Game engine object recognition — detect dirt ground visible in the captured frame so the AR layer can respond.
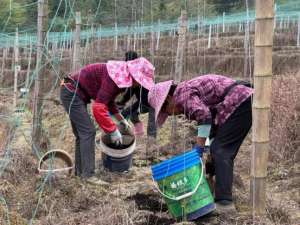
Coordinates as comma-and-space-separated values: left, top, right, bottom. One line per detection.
0, 72, 299, 225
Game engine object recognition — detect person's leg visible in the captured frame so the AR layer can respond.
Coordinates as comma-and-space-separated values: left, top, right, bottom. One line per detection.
210, 98, 252, 202
60, 87, 96, 178
70, 121, 81, 176
147, 107, 157, 138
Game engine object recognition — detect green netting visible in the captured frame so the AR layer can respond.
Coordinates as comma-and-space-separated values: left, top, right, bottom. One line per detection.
0, 1, 299, 48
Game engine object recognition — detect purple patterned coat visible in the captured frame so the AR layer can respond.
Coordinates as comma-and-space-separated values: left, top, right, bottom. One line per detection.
173, 75, 253, 126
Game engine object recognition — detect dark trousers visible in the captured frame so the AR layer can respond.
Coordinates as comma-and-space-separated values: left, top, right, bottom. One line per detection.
210, 97, 252, 201
122, 102, 157, 138
60, 86, 95, 178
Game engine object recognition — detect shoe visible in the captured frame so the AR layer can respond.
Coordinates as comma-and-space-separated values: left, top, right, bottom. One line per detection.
215, 200, 237, 214
85, 176, 109, 186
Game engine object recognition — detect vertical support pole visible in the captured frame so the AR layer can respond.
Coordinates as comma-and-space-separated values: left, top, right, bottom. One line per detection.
216, 23, 219, 47
244, 0, 250, 78
73, 12, 81, 72
279, 18, 283, 30
127, 33, 131, 51
171, 10, 188, 142
83, 38, 89, 65
98, 24, 102, 54
197, 16, 201, 56
174, 10, 187, 83
273, 4, 277, 31
133, 31, 137, 51
208, 24, 212, 49
13, 27, 20, 110
1, 45, 7, 83
156, 19, 161, 51
222, 12, 225, 33
25, 37, 33, 89
251, 0, 274, 215
32, 0, 48, 154
297, 15, 300, 47
114, 22, 118, 52
150, 26, 155, 62
90, 24, 94, 62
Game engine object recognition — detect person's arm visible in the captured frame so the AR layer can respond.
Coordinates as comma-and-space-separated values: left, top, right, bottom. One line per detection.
92, 102, 117, 133
185, 95, 212, 147
93, 78, 120, 133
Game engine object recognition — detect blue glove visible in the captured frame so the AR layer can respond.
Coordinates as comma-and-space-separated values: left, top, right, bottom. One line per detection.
192, 145, 206, 158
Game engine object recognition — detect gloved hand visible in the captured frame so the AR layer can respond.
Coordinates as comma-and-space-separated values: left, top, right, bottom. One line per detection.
115, 101, 125, 110
109, 129, 122, 145
118, 119, 134, 136
192, 144, 208, 158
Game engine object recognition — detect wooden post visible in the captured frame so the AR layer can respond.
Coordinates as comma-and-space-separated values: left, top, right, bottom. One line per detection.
13, 27, 20, 110
244, 0, 250, 78
133, 31, 137, 51
222, 12, 225, 33
90, 25, 95, 62
208, 24, 212, 49
174, 10, 187, 83
72, 12, 81, 72
251, 0, 274, 215
98, 25, 102, 54
156, 20, 161, 51
25, 37, 32, 89
297, 15, 300, 47
126, 33, 131, 51
114, 22, 118, 52
273, 4, 277, 30
1, 45, 7, 84
32, 0, 48, 155
171, 10, 188, 142
150, 26, 155, 63
197, 16, 201, 56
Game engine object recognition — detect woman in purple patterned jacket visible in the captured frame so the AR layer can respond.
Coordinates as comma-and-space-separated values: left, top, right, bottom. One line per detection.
148, 74, 253, 212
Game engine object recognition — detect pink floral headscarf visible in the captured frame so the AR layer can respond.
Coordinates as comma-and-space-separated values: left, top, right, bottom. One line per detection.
106, 57, 155, 90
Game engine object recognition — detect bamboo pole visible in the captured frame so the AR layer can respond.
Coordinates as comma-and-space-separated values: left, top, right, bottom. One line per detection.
32, 0, 48, 155
72, 12, 81, 72
13, 27, 20, 110
251, 0, 274, 215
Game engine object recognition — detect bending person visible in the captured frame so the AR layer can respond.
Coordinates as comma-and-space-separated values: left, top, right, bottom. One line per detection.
148, 74, 253, 212
60, 57, 154, 182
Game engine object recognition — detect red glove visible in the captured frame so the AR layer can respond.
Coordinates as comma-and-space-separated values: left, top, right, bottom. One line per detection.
92, 102, 117, 133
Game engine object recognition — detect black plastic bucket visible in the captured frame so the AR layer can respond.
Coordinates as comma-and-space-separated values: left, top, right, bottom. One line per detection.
101, 152, 133, 172
99, 134, 135, 172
